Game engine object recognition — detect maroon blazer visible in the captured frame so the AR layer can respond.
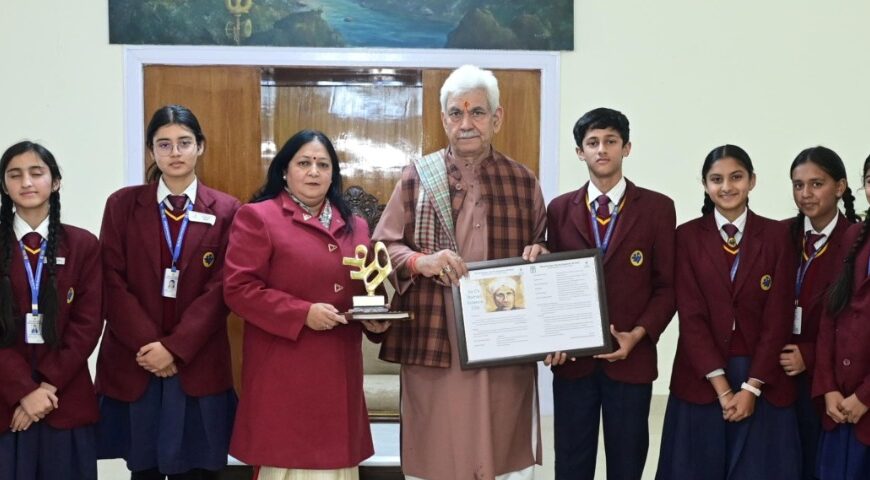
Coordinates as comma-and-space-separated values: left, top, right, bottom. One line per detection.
95, 182, 240, 401
669, 211, 797, 407
813, 222, 870, 445
224, 195, 374, 468
547, 180, 676, 384
784, 214, 852, 378
0, 225, 102, 431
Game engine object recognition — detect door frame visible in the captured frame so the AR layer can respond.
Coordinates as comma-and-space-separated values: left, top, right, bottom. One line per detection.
123, 46, 560, 201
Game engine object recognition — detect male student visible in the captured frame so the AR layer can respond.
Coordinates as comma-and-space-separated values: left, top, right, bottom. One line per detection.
547, 107, 676, 480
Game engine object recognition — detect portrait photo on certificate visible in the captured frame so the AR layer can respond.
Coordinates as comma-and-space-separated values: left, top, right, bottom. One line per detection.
452, 250, 612, 369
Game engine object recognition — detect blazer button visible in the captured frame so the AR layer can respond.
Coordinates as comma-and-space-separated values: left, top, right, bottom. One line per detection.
456, 184, 463, 191
842, 358, 851, 367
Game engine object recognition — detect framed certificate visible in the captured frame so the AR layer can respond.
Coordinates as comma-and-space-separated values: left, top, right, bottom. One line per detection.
452, 249, 612, 369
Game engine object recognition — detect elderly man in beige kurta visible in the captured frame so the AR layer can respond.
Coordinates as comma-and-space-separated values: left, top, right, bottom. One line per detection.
372, 65, 562, 480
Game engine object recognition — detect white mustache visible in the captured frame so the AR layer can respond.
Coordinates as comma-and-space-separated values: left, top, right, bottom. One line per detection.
458, 131, 478, 139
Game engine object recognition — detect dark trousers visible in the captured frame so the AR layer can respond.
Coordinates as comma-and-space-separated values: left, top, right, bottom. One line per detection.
796, 373, 821, 479
553, 367, 652, 480
131, 468, 218, 480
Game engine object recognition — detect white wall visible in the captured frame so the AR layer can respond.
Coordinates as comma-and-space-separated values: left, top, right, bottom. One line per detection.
2, 0, 869, 402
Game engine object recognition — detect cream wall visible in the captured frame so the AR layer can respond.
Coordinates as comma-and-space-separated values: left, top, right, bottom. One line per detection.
2, 0, 869, 400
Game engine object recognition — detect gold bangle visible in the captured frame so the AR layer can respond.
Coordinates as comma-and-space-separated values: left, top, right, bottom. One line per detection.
717, 389, 732, 399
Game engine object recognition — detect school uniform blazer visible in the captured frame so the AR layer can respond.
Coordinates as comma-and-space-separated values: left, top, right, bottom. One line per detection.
669, 211, 797, 407
223, 195, 374, 468
95, 182, 240, 402
548, 179, 676, 384
0, 225, 102, 431
813, 223, 870, 444
785, 214, 851, 378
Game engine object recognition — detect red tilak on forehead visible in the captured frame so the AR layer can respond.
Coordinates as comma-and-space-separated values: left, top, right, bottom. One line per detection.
464, 101, 470, 111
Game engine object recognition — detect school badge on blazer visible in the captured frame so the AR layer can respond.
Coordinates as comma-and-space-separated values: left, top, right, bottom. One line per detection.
630, 250, 643, 267
66, 287, 74, 304
760, 274, 772, 291
202, 251, 215, 268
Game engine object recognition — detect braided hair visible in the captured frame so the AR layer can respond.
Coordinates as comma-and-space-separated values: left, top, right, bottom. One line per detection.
701, 144, 755, 215
788, 146, 859, 242
827, 154, 870, 316
0, 141, 63, 347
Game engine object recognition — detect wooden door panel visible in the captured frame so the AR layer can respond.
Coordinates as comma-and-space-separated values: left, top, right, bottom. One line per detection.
269, 82, 422, 206
144, 65, 261, 394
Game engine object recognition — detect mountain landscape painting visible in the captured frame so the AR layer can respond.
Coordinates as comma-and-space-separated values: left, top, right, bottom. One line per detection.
109, 0, 573, 50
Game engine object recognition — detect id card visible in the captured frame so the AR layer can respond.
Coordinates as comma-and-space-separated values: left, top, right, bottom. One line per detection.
162, 268, 180, 298
26, 313, 44, 344
793, 306, 802, 335
188, 211, 216, 226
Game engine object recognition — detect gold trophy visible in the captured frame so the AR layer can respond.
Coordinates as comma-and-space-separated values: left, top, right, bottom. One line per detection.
342, 242, 410, 321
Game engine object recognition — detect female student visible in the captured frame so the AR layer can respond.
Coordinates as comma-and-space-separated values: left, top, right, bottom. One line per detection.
657, 144, 800, 479
95, 105, 241, 480
813, 154, 870, 480
0, 141, 103, 480
783, 146, 858, 479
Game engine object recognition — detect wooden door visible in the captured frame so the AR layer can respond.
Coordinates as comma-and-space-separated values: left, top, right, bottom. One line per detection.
144, 65, 542, 395
144, 65, 261, 393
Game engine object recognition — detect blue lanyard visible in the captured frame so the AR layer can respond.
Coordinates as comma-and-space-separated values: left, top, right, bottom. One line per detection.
795, 246, 824, 300
588, 199, 622, 253
159, 202, 193, 271
19, 239, 47, 315
729, 251, 740, 283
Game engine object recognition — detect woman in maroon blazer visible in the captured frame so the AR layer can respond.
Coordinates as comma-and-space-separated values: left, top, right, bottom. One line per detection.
0, 141, 103, 480
813, 154, 870, 480
224, 129, 388, 479
782, 146, 858, 479
656, 145, 800, 479
95, 105, 240, 480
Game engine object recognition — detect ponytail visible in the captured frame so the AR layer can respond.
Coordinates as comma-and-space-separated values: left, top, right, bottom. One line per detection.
702, 193, 715, 215
841, 187, 860, 224
827, 210, 870, 316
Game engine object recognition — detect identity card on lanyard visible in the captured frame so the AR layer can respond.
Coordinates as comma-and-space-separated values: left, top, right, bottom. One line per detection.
20, 238, 47, 344
793, 246, 824, 335
160, 202, 193, 298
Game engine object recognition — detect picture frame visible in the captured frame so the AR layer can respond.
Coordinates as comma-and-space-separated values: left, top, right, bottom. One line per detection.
452, 249, 612, 369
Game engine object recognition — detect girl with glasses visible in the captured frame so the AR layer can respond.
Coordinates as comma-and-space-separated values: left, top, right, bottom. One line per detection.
94, 105, 241, 480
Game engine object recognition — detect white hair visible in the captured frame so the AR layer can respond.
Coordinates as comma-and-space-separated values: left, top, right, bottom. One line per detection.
488, 277, 517, 295
440, 64, 500, 113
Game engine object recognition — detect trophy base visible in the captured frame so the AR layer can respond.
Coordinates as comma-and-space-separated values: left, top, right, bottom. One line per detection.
353, 295, 387, 308
344, 305, 412, 322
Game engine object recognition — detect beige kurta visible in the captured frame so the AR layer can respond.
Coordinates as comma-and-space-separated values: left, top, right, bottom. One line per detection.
374, 152, 546, 480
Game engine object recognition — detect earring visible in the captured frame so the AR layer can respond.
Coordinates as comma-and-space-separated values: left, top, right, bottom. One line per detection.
282, 175, 287, 180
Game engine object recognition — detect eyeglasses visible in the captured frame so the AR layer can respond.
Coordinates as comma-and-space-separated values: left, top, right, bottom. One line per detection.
445, 108, 491, 124
154, 139, 197, 156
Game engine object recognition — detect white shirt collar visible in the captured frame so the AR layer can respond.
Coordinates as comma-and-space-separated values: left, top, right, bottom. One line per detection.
587, 176, 627, 209
803, 214, 837, 248
714, 207, 748, 244
714, 207, 748, 232
156, 176, 198, 206
13, 213, 50, 241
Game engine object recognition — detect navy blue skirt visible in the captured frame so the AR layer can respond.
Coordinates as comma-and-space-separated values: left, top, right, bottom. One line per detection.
816, 424, 870, 480
656, 356, 801, 480
96, 376, 236, 475
0, 423, 96, 480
